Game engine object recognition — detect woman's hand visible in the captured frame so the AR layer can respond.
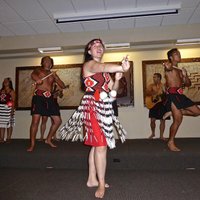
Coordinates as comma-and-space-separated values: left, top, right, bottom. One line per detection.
115, 72, 123, 81
121, 55, 130, 72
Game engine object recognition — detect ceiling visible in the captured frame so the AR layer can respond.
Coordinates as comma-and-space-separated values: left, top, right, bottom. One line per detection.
0, 0, 200, 58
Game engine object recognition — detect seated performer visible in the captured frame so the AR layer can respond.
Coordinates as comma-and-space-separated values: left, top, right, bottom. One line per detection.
27, 56, 66, 152
60, 38, 130, 199
0, 77, 15, 143
146, 73, 169, 140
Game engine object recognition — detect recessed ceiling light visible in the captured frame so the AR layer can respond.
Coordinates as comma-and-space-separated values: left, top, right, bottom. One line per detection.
176, 38, 200, 46
38, 47, 63, 54
105, 43, 130, 50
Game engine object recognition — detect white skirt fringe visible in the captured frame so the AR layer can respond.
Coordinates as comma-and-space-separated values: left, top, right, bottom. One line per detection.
60, 95, 127, 149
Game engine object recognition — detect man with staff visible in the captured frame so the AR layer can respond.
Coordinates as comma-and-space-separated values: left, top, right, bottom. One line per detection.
27, 56, 66, 152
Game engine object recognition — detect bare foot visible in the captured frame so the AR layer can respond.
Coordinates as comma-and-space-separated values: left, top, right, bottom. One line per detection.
95, 185, 105, 199
163, 111, 172, 119
6, 139, 12, 143
45, 140, 57, 148
160, 137, 167, 141
38, 138, 44, 142
148, 134, 155, 139
167, 141, 181, 152
52, 137, 60, 141
27, 146, 34, 152
87, 181, 109, 188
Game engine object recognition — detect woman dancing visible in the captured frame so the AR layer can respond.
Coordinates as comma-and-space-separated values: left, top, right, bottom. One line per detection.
60, 39, 130, 198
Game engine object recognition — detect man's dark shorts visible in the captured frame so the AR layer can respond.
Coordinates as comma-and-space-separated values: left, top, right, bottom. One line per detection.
31, 89, 60, 116
163, 87, 195, 111
149, 102, 169, 119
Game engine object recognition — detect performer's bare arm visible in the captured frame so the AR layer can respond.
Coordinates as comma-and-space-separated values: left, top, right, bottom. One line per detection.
10, 90, 16, 113
109, 72, 123, 91
31, 69, 43, 85
83, 56, 130, 76
181, 67, 191, 87
53, 72, 66, 89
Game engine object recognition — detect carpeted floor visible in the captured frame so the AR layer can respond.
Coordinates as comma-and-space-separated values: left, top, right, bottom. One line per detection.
1, 138, 200, 200
0, 168, 200, 200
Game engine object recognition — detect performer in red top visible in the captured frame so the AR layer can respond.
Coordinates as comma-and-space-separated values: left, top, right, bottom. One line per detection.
60, 38, 130, 199
0, 77, 15, 143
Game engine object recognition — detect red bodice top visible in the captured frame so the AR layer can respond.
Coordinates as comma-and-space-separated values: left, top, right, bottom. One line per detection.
83, 72, 110, 93
0, 90, 12, 104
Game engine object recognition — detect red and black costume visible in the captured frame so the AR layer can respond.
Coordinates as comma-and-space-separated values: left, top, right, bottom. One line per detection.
163, 87, 195, 111
0, 90, 15, 128
31, 89, 60, 116
60, 72, 127, 149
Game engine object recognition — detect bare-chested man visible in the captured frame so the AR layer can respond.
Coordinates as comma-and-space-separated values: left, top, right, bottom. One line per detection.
163, 48, 200, 151
27, 56, 66, 152
146, 73, 168, 140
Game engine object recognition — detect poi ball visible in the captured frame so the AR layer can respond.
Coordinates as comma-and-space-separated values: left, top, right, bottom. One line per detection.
7, 101, 13, 107
100, 91, 107, 100
110, 90, 117, 98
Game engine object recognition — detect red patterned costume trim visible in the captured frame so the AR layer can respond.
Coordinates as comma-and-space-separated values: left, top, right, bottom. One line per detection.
163, 87, 195, 111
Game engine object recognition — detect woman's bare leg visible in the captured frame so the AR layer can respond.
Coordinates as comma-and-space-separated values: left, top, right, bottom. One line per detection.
94, 146, 107, 198
87, 147, 99, 187
6, 127, 13, 142
0, 128, 5, 142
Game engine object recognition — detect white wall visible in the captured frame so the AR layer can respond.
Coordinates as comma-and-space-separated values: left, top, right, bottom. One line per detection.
0, 47, 200, 139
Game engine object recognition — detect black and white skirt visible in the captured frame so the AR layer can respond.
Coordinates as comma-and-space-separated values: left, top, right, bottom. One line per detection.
60, 94, 127, 149
0, 104, 15, 128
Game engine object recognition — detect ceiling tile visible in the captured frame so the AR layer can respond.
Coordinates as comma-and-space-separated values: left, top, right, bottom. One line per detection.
72, 0, 105, 12
104, 0, 136, 9
188, 6, 200, 24
136, 0, 168, 7
135, 16, 163, 27
0, 0, 23, 22
108, 18, 134, 29
57, 23, 84, 32
82, 21, 109, 31
38, 0, 76, 17
4, 22, 36, 36
169, 0, 200, 8
5, 0, 49, 20
162, 7, 195, 25
28, 20, 60, 34
0, 24, 15, 36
